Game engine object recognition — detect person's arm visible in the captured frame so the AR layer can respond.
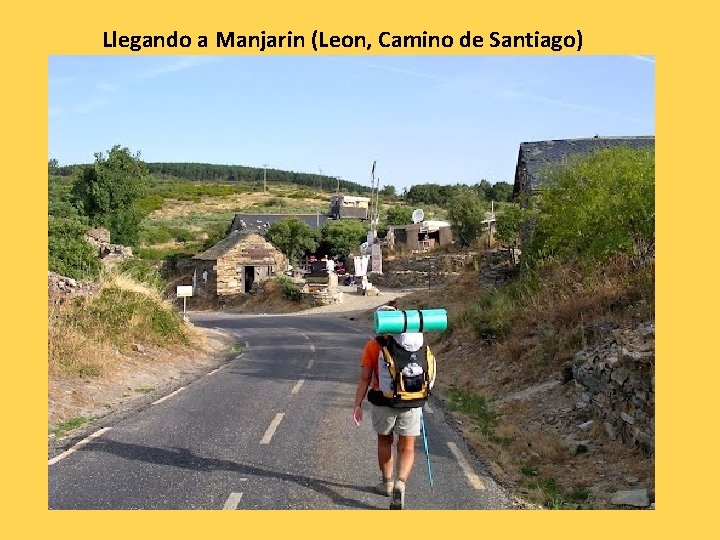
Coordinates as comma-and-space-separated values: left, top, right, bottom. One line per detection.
353, 366, 373, 425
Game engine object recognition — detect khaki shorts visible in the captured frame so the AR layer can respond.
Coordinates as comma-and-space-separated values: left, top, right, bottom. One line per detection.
371, 405, 421, 436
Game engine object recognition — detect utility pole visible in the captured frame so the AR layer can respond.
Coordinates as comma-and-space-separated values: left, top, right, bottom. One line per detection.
318, 167, 323, 192
263, 164, 269, 193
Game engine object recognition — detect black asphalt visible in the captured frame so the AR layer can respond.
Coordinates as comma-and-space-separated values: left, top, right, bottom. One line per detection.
48, 313, 512, 510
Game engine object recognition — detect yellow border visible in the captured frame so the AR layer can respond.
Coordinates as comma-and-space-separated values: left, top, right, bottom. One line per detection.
4, 0, 714, 537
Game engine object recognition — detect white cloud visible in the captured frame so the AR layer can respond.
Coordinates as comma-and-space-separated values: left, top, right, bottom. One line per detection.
97, 82, 118, 94
631, 55, 655, 64
501, 90, 641, 123
138, 56, 221, 80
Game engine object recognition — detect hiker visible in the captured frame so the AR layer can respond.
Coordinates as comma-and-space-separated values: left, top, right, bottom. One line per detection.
352, 307, 436, 509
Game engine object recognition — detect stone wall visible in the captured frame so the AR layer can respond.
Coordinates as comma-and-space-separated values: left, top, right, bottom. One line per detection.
370, 253, 478, 288
85, 228, 133, 268
572, 323, 655, 454
48, 271, 101, 304
478, 248, 521, 288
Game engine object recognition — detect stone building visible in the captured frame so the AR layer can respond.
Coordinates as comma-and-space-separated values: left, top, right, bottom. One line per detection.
191, 231, 286, 297
388, 221, 453, 252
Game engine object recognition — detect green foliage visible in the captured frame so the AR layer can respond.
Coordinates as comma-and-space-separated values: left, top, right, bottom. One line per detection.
277, 275, 302, 301
117, 259, 166, 292
446, 187, 488, 247
81, 286, 187, 347
444, 387, 507, 444
320, 219, 370, 259
495, 203, 532, 247
457, 289, 515, 341
48, 217, 101, 280
49, 176, 82, 219
136, 193, 164, 216
405, 181, 512, 207
266, 217, 320, 264
135, 244, 203, 261
49, 415, 97, 437
528, 147, 655, 263
264, 197, 287, 208
381, 185, 396, 197
71, 145, 149, 246
384, 205, 414, 226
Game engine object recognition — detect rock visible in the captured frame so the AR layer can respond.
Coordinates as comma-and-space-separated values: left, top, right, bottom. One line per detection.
133, 343, 146, 353
579, 420, 594, 430
611, 489, 649, 507
624, 476, 640, 485
621, 412, 635, 425
604, 422, 617, 440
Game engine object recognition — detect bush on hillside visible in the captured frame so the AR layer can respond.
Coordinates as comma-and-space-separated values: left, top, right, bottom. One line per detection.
277, 275, 302, 301
117, 258, 166, 293
527, 147, 654, 264
48, 217, 101, 280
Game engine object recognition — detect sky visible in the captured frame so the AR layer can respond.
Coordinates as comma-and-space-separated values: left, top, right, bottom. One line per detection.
48, 55, 654, 191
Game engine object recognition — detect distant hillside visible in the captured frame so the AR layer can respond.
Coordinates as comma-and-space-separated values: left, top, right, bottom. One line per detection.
54, 161, 370, 195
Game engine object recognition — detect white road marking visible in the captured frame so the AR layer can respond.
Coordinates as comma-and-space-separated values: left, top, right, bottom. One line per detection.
291, 379, 305, 395
260, 413, 285, 444
310, 344, 316, 352
207, 365, 226, 376
48, 427, 111, 466
424, 404, 434, 413
222, 492, 243, 509
306, 358, 314, 370
447, 442, 486, 490
152, 386, 186, 405
244, 341, 250, 350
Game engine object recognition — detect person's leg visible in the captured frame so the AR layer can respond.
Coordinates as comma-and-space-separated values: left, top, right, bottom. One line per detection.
390, 408, 422, 509
371, 405, 397, 495
396, 435, 416, 481
377, 433, 394, 480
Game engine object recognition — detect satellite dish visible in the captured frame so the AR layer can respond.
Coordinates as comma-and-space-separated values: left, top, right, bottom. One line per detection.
411, 208, 425, 224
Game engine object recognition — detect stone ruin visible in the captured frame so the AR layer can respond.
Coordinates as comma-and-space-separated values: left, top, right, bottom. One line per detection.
85, 228, 133, 268
572, 322, 655, 454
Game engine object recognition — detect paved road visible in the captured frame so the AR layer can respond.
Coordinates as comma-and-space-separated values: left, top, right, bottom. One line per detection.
48, 313, 512, 510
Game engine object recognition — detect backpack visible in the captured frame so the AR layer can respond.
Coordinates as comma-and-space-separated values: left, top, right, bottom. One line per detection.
367, 335, 436, 408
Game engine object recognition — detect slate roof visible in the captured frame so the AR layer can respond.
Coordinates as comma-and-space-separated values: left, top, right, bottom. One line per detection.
193, 230, 264, 261
231, 213, 330, 233
513, 136, 655, 196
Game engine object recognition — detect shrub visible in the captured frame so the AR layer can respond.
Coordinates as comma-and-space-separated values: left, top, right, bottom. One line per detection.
81, 286, 187, 347
48, 217, 101, 280
458, 289, 515, 341
140, 223, 173, 245
528, 147, 654, 264
117, 258, 166, 293
277, 275, 302, 301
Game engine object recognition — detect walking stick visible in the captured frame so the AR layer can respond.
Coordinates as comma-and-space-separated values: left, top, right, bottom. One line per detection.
420, 408, 434, 490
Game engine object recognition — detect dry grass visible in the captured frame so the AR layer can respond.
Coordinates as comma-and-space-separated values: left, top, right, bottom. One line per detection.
387, 253, 654, 508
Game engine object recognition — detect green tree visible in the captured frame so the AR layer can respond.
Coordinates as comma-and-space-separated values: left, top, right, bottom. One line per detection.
320, 220, 370, 259
266, 217, 320, 265
528, 147, 654, 263
447, 188, 488, 247
385, 205, 414, 226
71, 146, 148, 246
495, 203, 530, 248
381, 185, 396, 197
48, 217, 101, 280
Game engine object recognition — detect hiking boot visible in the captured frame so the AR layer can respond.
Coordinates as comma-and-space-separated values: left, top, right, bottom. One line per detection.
390, 479, 406, 509
376, 478, 393, 497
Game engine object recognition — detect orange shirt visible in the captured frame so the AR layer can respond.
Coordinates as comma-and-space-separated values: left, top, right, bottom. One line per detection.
360, 337, 384, 389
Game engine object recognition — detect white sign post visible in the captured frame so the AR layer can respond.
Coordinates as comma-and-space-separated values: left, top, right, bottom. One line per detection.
176, 285, 193, 320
